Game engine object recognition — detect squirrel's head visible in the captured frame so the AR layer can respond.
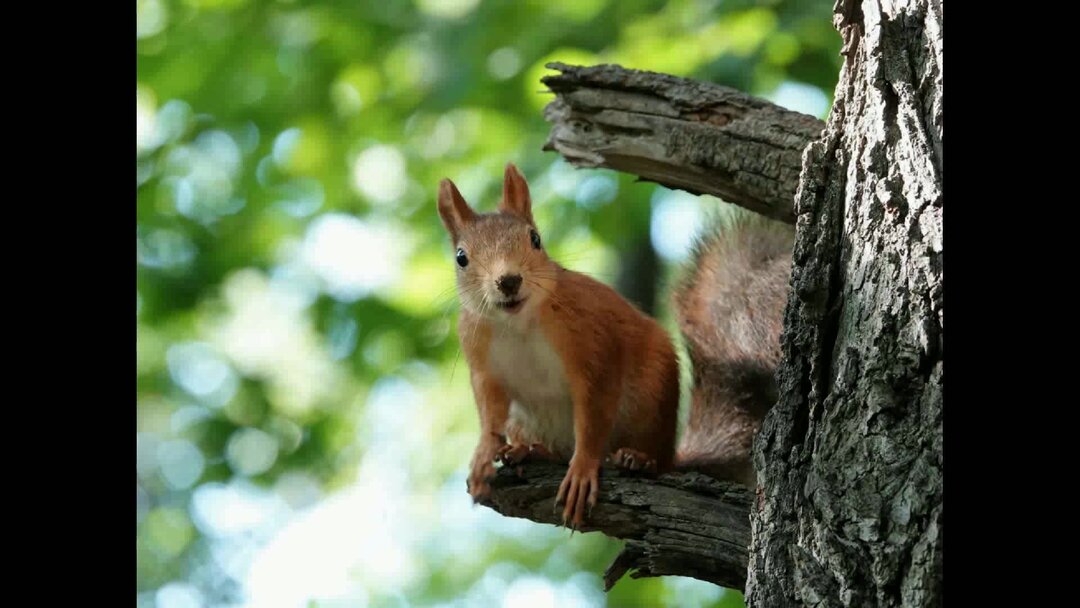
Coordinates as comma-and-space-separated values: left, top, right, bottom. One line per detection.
437, 163, 557, 322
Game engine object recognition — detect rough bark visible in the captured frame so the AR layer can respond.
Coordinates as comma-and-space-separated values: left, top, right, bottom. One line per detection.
480, 462, 752, 591
541, 62, 825, 224
747, 0, 943, 606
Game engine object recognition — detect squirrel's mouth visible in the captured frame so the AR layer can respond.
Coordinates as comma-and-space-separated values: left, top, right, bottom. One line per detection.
496, 297, 527, 314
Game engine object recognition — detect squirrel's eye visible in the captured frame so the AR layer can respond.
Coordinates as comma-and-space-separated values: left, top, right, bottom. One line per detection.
529, 229, 542, 250
455, 248, 468, 268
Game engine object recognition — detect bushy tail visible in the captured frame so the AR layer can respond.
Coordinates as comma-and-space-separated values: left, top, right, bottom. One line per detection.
672, 212, 793, 487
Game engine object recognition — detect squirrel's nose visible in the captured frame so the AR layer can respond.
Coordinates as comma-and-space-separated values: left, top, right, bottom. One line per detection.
496, 274, 522, 296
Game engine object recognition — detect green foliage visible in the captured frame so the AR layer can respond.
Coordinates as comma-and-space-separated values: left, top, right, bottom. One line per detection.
136, 0, 840, 606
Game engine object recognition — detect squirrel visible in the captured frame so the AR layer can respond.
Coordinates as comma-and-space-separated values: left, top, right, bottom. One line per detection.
437, 163, 792, 527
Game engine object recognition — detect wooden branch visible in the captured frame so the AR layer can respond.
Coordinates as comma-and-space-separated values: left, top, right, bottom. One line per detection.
479, 461, 752, 591
541, 63, 825, 224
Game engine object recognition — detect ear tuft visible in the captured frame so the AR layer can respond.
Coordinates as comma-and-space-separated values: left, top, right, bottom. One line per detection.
499, 162, 533, 223
437, 178, 475, 242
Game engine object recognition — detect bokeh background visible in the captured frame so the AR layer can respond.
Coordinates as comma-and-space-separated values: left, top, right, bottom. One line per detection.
136, 1, 841, 606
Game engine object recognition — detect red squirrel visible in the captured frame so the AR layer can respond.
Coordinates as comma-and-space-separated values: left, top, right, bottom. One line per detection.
437, 163, 791, 526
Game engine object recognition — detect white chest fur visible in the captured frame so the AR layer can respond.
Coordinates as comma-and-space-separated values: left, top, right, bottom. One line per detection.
487, 325, 575, 456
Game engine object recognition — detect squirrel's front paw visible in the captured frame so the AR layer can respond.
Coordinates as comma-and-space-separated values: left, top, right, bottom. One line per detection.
554, 455, 600, 528
467, 444, 500, 503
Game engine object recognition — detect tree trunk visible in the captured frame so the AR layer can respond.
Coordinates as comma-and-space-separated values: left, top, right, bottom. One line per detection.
747, 0, 942, 606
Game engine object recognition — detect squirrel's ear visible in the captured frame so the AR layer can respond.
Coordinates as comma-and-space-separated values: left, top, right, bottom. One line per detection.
499, 162, 533, 224
437, 178, 476, 243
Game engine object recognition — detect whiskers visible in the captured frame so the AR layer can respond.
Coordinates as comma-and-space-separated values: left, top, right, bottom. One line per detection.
524, 276, 571, 312
429, 285, 463, 320
432, 281, 489, 385
448, 285, 500, 385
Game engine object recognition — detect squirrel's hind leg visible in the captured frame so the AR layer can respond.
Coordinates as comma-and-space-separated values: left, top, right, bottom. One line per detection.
496, 442, 559, 466
608, 447, 658, 475
501, 417, 563, 467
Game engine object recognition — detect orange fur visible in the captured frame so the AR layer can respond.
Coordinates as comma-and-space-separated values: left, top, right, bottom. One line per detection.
538, 270, 678, 472
439, 163, 680, 526
456, 318, 513, 499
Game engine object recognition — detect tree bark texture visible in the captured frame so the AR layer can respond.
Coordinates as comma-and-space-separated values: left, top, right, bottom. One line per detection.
480, 462, 753, 592
747, 0, 942, 606
541, 62, 825, 225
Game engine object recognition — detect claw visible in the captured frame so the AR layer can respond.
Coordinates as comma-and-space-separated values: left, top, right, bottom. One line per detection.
610, 448, 657, 475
